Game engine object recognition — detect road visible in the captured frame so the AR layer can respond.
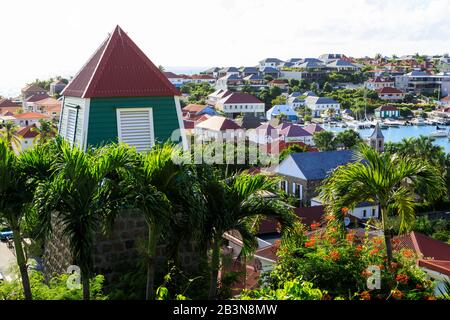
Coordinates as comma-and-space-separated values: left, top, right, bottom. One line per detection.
0, 241, 16, 281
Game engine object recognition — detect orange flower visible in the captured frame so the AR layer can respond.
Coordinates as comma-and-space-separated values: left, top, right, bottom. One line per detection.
361, 270, 372, 278
330, 250, 340, 261
425, 296, 437, 300
391, 289, 403, 300
396, 274, 409, 284
346, 232, 355, 242
402, 249, 414, 258
360, 291, 371, 300
305, 240, 315, 248
329, 237, 337, 244
416, 284, 423, 290
370, 248, 380, 255
310, 222, 320, 230
341, 207, 349, 216
325, 215, 336, 221
356, 245, 363, 251
373, 237, 383, 245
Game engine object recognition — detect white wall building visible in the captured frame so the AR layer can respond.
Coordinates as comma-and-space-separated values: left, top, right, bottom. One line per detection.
304, 96, 340, 118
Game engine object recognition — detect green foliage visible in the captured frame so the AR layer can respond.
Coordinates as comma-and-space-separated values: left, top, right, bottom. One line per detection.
180, 82, 214, 104
335, 130, 362, 150
271, 95, 286, 106
0, 271, 106, 300
279, 144, 308, 162
320, 144, 446, 236
239, 278, 324, 300
312, 131, 336, 151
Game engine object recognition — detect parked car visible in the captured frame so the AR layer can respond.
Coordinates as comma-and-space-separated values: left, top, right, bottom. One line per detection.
0, 228, 13, 241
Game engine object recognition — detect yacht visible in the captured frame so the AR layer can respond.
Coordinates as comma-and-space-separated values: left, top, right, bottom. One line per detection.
384, 119, 402, 128
430, 126, 448, 138
411, 117, 426, 126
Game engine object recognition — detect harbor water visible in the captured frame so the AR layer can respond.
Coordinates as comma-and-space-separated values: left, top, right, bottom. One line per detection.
323, 124, 450, 154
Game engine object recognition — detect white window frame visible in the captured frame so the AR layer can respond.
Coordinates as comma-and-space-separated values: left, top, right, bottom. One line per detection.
116, 107, 155, 150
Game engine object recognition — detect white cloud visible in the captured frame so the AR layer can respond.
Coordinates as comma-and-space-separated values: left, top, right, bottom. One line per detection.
0, 0, 449, 96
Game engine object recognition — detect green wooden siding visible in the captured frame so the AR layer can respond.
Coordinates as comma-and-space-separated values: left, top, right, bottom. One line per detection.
87, 96, 180, 147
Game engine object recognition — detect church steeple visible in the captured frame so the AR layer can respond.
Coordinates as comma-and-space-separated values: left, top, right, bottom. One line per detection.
368, 123, 384, 152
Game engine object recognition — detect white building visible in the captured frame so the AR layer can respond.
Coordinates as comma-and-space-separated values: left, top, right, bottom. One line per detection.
364, 77, 395, 90
311, 197, 379, 220
304, 96, 340, 118
215, 92, 265, 118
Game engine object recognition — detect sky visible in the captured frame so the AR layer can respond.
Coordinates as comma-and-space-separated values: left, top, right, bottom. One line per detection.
1, 0, 450, 97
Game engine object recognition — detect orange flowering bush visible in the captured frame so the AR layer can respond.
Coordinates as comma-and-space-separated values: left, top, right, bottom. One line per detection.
264, 221, 435, 300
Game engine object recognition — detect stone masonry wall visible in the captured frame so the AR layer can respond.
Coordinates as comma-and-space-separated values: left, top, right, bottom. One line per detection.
43, 209, 204, 282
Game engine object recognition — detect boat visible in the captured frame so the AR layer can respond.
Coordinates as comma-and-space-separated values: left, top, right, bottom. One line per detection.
384, 119, 402, 128
411, 118, 426, 126
430, 126, 448, 138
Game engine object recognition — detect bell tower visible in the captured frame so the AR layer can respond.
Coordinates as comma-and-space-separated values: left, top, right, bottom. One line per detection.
368, 123, 384, 152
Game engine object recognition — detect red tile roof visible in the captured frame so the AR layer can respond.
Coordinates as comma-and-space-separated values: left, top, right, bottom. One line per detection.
392, 231, 450, 260
295, 206, 325, 227
376, 87, 404, 94
191, 74, 214, 80
258, 206, 325, 234
17, 125, 39, 139
183, 104, 207, 113
303, 123, 324, 134
21, 84, 47, 93
418, 260, 450, 276
183, 120, 195, 129
13, 112, 50, 119
219, 92, 263, 104
62, 25, 179, 98
196, 116, 241, 131
0, 98, 20, 108
26, 94, 50, 102
280, 124, 311, 137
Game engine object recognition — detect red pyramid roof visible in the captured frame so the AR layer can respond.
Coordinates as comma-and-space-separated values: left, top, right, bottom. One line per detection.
62, 25, 180, 98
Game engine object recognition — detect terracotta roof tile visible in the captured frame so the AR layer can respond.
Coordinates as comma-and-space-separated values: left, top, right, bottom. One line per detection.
17, 125, 39, 138
392, 231, 450, 260
13, 112, 50, 119
196, 116, 241, 131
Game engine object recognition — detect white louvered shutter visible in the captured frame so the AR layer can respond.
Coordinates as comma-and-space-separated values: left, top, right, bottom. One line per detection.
65, 108, 77, 145
116, 108, 154, 152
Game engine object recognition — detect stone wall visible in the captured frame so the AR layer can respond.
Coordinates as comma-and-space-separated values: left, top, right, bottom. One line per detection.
43, 209, 204, 282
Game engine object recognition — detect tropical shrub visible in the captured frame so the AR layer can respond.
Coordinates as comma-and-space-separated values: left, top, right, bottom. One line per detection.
239, 278, 324, 300
260, 219, 435, 300
0, 271, 106, 300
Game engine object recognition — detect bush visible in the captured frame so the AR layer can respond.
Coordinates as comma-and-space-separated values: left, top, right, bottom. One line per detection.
0, 271, 107, 300
261, 219, 435, 300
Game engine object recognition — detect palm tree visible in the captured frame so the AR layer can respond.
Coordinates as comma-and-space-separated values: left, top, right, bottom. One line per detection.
198, 169, 296, 299
0, 121, 22, 151
320, 144, 446, 261
32, 119, 57, 144
0, 139, 50, 299
129, 143, 181, 300
36, 141, 135, 299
